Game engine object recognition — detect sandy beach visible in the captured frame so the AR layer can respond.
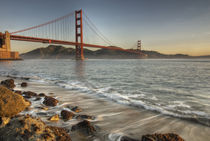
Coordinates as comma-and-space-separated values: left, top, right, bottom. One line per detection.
0, 76, 209, 141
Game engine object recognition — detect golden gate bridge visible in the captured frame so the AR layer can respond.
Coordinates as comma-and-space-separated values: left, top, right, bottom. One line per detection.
0, 9, 144, 60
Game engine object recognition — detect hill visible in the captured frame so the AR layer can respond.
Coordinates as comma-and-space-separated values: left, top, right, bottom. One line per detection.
20, 45, 210, 59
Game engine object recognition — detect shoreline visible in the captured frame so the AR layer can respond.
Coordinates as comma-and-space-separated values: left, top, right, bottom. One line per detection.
1, 76, 210, 140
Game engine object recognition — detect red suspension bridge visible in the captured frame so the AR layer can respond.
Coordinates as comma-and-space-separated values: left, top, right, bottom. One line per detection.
0, 9, 144, 60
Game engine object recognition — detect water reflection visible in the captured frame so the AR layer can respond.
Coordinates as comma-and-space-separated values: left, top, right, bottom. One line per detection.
75, 60, 85, 80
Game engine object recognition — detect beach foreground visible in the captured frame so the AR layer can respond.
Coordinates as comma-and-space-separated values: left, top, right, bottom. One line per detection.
0, 76, 210, 141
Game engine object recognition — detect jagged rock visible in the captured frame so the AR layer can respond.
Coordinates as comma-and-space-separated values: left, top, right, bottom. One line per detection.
0, 79, 15, 89
0, 117, 10, 128
61, 110, 74, 120
21, 82, 27, 87
141, 133, 184, 141
38, 93, 46, 97
71, 106, 82, 113
23, 91, 37, 98
76, 115, 95, 120
48, 114, 59, 122
71, 120, 96, 135
0, 115, 71, 141
0, 86, 30, 117
43, 96, 58, 106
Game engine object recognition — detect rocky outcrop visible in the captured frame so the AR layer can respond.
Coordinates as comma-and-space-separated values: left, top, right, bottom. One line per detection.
0, 86, 30, 117
1, 79, 15, 89
0, 115, 71, 141
43, 96, 58, 106
141, 133, 184, 141
61, 110, 74, 120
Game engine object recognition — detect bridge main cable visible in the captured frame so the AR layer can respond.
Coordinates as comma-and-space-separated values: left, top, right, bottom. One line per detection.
10, 12, 74, 35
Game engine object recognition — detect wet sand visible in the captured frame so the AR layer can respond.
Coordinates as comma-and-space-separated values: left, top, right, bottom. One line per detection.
1, 76, 210, 141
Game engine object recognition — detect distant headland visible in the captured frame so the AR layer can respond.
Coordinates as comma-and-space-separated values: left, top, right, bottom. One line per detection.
20, 45, 210, 59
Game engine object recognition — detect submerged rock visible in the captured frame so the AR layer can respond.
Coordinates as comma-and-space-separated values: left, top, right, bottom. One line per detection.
21, 82, 28, 87
0, 86, 31, 117
38, 93, 46, 97
23, 91, 37, 98
141, 133, 184, 141
1, 79, 15, 89
121, 136, 140, 141
14, 90, 22, 95
43, 96, 58, 106
76, 114, 95, 120
34, 97, 41, 101
71, 120, 97, 135
48, 114, 60, 122
0, 115, 71, 141
61, 110, 74, 120
71, 106, 82, 113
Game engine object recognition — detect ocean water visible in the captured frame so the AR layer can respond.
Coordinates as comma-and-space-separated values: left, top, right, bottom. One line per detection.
0, 59, 210, 126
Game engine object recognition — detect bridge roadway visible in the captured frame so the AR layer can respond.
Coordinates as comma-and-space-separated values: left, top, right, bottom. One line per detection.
10, 35, 141, 54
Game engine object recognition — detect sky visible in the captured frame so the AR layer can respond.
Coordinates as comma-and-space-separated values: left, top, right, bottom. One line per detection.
0, 0, 210, 56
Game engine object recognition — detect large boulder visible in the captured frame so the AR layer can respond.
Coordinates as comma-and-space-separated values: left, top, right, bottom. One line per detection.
141, 133, 184, 141
0, 86, 30, 117
0, 115, 71, 141
1, 79, 15, 89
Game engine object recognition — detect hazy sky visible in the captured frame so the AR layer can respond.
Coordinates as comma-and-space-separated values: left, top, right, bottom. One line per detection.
0, 0, 210, 55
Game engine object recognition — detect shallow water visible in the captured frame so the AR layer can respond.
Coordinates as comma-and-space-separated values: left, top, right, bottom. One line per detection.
0, 59, 210, 126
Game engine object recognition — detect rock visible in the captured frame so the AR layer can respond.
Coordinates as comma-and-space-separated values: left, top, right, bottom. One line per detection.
71, 106, 82, 113
121, 136, 140, 141
0, 79, 15, 89
43, 96, 58, 106
47, 126, 71, 141
0, 117, 10, 128
76, 115, 95, 120
14, 90, 22, 95
0, 115, 71, 141
61, 110, 74, 120
34, 97, 41, 101
71, 120, 96, 135
23, 91, 37, 98
141, 133, 184, 141
21, 82, 27, 87
48, 114, 59, 122
38, 93, 46, 97
0, 86, 30, 117
37, 106, 48, 111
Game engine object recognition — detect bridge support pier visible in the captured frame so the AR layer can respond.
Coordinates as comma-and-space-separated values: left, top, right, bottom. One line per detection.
0, 31, 20, 60
75, 9, 84, 60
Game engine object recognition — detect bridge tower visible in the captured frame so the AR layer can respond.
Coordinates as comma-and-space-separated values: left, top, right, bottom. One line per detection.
137, 40, 141, 51
75, 9, 84, 60
0, 31, 11, 52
